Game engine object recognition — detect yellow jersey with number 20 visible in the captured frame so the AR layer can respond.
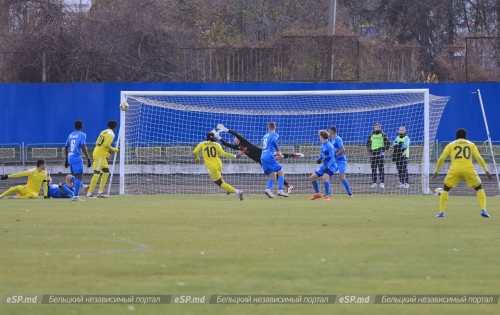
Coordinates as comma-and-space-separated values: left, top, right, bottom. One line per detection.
93, 129, 116, 157
435, 139, 488, 173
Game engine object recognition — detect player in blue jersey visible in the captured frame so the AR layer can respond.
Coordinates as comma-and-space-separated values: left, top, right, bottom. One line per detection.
64, 120, 92, 201
310, 130, 338, 201
329, 126, 353, 197
260, 122, 289, 198
44, 174, 74, 198
44, 174, 89, 198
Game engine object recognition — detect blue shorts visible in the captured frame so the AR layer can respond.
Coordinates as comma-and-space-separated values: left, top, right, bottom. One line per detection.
68, 155, 84, 175
336, 161, 347, 175
50, 190, 72, 198
315, 165, 334, 177
261, 157, 282, 175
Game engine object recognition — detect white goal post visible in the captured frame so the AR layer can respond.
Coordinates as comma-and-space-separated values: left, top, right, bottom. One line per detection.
116, 89, 450, 195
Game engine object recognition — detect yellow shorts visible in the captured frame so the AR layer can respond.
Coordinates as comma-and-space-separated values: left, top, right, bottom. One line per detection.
93, 155, 109, 171
2, 185, 38, 199
18, 191, 38, 199
205, 162, 222, 182
444, 169, 482, 188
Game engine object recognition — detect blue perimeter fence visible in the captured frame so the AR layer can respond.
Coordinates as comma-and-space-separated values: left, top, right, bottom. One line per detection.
0, 82, 499, 162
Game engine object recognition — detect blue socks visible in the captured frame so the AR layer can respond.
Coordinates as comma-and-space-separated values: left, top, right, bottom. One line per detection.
324, 181, 330, 196
267, 178, 275, 190
277, 176, 284, 190
74, 179, 82, 197
312, 180, 319, 193
342, 179, 352, 195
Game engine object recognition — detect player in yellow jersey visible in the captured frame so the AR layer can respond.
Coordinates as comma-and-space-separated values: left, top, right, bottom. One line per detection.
86, 120, 119, 198
193, 130, 244, 200
0, 160, 49, 199
431, 128, 492, 218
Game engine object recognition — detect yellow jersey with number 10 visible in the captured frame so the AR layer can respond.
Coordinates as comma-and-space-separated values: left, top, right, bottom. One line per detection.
93, 129, 116, 157
193, 141, 235, 166
435, 139, 488, 173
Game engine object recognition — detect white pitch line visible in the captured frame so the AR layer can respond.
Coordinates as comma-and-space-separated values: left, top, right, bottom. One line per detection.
69, 240, 150, 256
0, 236, 150, 257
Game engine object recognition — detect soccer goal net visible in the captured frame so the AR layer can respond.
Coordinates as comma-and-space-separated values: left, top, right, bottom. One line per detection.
117, 90, 450, 195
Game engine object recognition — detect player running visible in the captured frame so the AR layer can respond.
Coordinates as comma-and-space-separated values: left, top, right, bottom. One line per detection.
328, 126, 353, 197
65, 120, 92, 201
260, 122, 289, 198
0, 159, 49, 199
215, 124, 303, 194
431, 128, 492, 218
193, 131, 244, 200
310, 130, 338, 201
86, 120, 119, 198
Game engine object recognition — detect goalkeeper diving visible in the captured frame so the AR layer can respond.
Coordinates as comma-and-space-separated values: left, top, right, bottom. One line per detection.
214, 124, 304, 194
193, 131, 244, 200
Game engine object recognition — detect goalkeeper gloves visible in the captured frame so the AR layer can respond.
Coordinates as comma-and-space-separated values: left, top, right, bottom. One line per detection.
1, 175, 8, 180
65, 159, 69, 168
217, 124, 229, 133
211, 129, 221, 140
316, 158, 323, 164
87, 159, 92, 167
112, 147, 119, 153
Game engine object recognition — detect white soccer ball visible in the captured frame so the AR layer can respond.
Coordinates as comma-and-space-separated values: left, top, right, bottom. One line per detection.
120, 102, 130, 111
435, 187, 443, 195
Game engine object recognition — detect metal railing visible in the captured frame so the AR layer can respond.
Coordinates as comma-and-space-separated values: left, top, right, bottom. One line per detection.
0, 143, 22, 164
24, 143, 98, 163
0, 141, 498, 164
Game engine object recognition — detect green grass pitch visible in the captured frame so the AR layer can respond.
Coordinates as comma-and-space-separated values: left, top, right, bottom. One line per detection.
1, 194, 499, 315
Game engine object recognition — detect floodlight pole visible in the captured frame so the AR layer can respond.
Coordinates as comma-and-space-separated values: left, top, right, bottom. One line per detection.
329, 0, 337, 80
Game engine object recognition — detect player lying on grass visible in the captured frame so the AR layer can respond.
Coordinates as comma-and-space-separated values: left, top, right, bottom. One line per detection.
45, 174, 89, 198
215, 123, 304, 194
431, 128, 492, 218
193, 131, 244, 200
0, 159, 48, 199
310, 130, 338, 201
86, 120, 119, 199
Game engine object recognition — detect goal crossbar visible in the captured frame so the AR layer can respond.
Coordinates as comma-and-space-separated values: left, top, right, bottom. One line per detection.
116, 89, 449, 196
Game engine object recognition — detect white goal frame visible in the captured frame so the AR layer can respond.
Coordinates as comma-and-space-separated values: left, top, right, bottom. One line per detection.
117, 89, 432, 195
